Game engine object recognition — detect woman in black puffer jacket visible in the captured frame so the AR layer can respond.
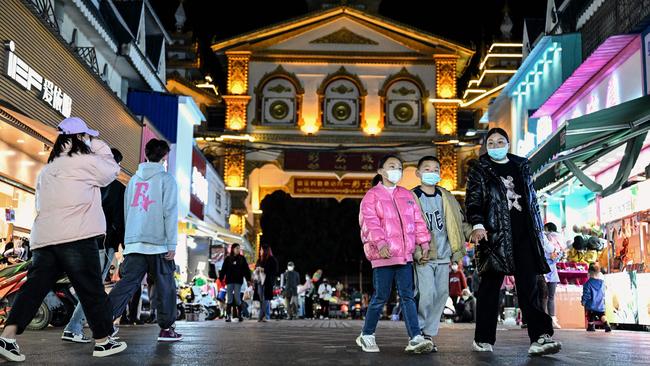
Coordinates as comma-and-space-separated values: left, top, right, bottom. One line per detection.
465, 128, 560, 357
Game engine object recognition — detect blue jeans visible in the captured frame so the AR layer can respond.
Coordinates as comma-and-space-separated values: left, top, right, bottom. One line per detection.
64, 248, 114, 334
362, 263, 420, 339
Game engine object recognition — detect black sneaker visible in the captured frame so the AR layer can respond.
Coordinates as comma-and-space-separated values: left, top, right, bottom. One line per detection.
61, 331, 92, 344
0, 337, 25, 362
605, 325, 612, 332
93, 338, 127, 358
587, 324, 596, 332
528, 334, 561, 357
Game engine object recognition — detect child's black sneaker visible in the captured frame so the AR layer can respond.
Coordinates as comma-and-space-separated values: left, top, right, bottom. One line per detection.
93, 338, 127, 358
587, 324, 596, 332
0, 337, 25, 362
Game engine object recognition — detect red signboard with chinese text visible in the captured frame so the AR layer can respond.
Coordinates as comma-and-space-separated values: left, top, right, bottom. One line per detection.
291, 177, 373, 197
283, 151, 386, 172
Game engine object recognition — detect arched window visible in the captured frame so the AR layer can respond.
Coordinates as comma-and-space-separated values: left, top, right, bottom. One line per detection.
379, 68, 428, 129
318, 67, 366, 129
254, 66, 303, 126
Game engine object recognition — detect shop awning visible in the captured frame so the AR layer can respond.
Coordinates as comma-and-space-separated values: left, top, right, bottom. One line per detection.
0, 106, 58, 143
184, 216, 254, 254
531, 95, 650, 192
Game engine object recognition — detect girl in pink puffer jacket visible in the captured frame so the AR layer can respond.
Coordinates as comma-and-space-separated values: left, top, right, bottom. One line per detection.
356, 155, 433, 354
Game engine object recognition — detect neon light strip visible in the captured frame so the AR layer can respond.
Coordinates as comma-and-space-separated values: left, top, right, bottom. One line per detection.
461, 83, 507, 107
479, 53, 523, 70
488, 43, 523, 53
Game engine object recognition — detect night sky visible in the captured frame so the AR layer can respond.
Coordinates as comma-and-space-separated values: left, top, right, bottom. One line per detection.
150, 0, 548, 92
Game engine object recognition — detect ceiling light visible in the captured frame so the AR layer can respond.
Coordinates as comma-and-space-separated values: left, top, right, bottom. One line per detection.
38, 151, 47, 156
448, 139, 460, 144
465, 129, 477, 137
20, 160, 35, 166
16, 139, 25, 144
0, 151, 17, 157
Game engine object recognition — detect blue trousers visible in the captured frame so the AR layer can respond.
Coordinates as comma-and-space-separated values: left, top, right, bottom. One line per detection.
362, 263, 420, 338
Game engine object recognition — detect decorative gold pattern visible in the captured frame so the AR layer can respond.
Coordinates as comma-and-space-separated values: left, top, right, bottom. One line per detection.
317, 66, 367, 96
226, 52, 251, 95
269, 100, 290, 120
309, 27, 379, 45
437, 145, 457, 191
393, 103, 414, 122
253, 65, 304, 126
392, 86, 416, 96
267, 84, 292, 93
330, 84, 354, 94
378, 67, 428, 98
435, 57, 457, 99
332, 101, 352, 121
435, 103, 458, 135
223, 95, 251, 131
224, 142, 246, 188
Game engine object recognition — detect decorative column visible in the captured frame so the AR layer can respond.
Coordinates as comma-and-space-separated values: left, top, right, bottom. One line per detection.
433, 55, 459, 190
223, 51, 251, 131
437, 145, 458, 191
224, 142, 245, 189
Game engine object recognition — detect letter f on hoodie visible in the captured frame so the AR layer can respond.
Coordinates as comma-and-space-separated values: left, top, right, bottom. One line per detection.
131, 182, 156, 211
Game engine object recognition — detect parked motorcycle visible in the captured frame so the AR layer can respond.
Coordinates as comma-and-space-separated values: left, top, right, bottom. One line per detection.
0, 261, 51, 330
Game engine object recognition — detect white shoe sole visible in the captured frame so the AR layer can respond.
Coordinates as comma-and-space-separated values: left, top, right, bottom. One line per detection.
405, 341, 434, 354
472, 343, 493, 352
356, 336, 379, 353
157, 336, 183, 342
0, 348, 25, 362
529, 342, 562, 357
93, 343, 127, 358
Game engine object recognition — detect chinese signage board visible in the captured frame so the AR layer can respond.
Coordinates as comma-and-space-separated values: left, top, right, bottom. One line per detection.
291, 177, 373, 197
4, 41, 72, 118
599, 179, 650, 223
190, 148, 207, 220
283, 151, 385, 172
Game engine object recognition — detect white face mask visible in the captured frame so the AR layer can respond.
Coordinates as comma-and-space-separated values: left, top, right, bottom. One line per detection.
83, 138, 92, 148
386, 169, 402, 184
288, 266, 294, 271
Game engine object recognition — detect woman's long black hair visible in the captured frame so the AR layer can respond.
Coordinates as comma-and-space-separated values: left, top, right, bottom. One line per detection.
371, 154, 402, 186
229, 243, 240, 257
47, 131, 92, 163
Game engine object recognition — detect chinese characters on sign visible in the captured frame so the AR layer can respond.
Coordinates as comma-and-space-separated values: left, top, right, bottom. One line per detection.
292, 177, 373, 196
4, 41, 72, 117
284, 151, 385, 172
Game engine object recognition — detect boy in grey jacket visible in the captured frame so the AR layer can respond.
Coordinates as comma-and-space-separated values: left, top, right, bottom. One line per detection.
108, 139, 182, 342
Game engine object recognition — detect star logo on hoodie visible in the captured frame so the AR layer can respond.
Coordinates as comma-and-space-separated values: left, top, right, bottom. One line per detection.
131, 182, 156, 211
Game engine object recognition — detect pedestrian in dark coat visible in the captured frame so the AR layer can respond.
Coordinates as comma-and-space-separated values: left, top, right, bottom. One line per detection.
466, 128, 560, 357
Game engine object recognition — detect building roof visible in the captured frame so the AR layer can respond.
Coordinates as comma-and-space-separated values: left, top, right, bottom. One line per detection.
112, 1, 143, 37
211, 6, 474, 75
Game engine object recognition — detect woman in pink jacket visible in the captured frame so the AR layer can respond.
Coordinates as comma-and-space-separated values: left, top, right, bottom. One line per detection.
356, 155, 433, 354
0, 118, 126, 362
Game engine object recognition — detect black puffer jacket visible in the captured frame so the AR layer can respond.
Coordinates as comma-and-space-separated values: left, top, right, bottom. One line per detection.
465, 154, 550, 275
219, 254, 251, 285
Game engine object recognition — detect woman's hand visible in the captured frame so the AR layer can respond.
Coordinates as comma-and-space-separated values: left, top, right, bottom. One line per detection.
469, 229, 488, 245
379, 246, 391, 259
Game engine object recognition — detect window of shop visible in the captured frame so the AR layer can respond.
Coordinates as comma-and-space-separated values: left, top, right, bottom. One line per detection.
0, 180, 35, 240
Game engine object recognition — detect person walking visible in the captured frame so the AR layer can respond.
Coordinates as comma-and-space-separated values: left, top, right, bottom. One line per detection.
466, 128, 561, 356
219, 244, 251, 322
0, 118, 126, 362
317, 278, 333, 319
62, 148, 125, 343
297, 274, 313, 319
411, 155, 469, 352
108, 139, 182, 342
281, 261, 300, 320
356, 154, 434, 354
543, 222, 564, 329
256, 244, 278, 321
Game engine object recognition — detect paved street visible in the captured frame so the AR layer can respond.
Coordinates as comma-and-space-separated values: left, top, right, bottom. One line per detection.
5, 320, 650, 365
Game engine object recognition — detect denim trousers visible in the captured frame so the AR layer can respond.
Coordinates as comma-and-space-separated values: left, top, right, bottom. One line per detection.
6, 236, 113, 339
64, 248, 115, 334
108, 253, 177, 330
362, 263, 420, 338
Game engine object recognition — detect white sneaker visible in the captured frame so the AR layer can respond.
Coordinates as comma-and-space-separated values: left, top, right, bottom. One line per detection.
472, 340, 493, 352
356, 334, 380, 353
551, 316, 562, 329
405, 335, 434, 354
528, 334, 561, 356
93, 338, 127, 358
0, 337, 25, 362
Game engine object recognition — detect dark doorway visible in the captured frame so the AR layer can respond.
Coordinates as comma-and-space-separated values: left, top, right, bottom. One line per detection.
259, 190, 373, 292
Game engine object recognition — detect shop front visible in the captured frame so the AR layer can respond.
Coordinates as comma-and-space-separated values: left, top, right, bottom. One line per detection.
1, 0, 144, 246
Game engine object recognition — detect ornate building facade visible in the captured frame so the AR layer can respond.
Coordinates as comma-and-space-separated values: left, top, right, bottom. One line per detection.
200, 6, 475, 253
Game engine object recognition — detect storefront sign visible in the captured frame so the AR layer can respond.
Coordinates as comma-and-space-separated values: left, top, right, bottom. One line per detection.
190, 149, 207, 220
284, 151, 385, 172
292, 177, 373, 196
4, 41, 72, 118
599, 179, 650, 223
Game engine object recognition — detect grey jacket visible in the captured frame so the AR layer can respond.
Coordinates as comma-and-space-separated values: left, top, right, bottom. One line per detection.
124, 162, 178, 250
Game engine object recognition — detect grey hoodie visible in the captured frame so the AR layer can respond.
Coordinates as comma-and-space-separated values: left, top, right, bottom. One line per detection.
124, 162, 178, 251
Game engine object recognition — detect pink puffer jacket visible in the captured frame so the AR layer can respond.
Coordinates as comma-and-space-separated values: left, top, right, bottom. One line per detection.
360, 184, 431, 268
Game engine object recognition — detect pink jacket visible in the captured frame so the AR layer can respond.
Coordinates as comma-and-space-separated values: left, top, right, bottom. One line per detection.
30, 139, 120, 249
360, 184, 431, 268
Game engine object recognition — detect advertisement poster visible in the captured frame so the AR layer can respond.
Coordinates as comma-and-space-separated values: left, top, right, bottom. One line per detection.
636, 273, 650, 326
605, 272, 638, 324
